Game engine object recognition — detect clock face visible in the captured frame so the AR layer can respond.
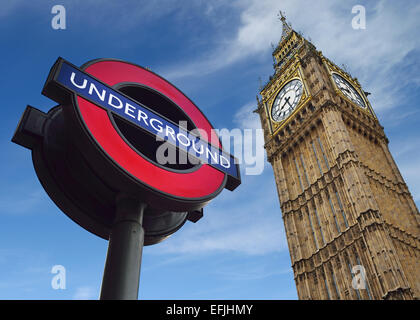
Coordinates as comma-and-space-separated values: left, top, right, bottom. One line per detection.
332, 73, 366, 108
271, 79, 303, 122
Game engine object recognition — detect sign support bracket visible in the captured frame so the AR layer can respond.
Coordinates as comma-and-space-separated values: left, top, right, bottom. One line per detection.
100, 195, 146, 300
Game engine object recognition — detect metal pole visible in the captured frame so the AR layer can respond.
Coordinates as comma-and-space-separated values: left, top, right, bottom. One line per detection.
100, 195, 146, 300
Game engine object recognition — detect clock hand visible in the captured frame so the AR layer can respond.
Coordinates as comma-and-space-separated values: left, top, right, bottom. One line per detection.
341, 86, 359, 101
337, 83, 347, 91
341, 87, 352, 95
281, 96, 291, 110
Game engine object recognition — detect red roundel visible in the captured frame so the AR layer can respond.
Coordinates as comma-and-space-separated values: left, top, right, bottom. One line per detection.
76, 60, 225, 199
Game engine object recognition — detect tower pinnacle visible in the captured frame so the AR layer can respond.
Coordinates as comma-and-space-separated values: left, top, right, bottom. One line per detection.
277, 10, 293, 42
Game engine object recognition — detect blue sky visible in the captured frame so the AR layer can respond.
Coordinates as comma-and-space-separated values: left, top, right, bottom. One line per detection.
1, 0, 419, 300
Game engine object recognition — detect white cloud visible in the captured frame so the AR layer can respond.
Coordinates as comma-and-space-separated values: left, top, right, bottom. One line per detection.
231, 101, 267, 175
73, 286, 96, 300
152, 171, 287, 256
163, 1, 420, 115
147, 98, 283, 256
157, 218, 286, 255
301, 1, 420, 113
214, 266, 292, 281
390, 135, 420, 159
162, 1, 281, 79
233, 101, 261, 130
0, 187, 49, 215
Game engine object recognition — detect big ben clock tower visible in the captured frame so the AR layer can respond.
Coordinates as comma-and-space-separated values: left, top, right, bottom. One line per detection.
255, 12, 420, 300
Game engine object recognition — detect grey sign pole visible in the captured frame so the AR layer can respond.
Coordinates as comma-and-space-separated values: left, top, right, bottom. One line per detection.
100, 194, 147, 300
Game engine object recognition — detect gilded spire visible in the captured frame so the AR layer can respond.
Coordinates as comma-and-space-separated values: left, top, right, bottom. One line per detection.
277, 11, 293, 43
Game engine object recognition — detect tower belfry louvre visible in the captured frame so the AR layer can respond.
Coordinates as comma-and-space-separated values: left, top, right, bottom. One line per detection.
255, 12, 420, 300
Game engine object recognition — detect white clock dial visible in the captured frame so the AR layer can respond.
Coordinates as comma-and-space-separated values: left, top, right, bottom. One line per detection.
271, 79, 303, 122
332, 73, 366, 108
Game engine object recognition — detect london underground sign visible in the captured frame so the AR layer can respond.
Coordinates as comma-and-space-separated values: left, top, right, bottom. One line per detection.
46, 58, 240, 185
43, 58, 240, 204
12, 57, 241, 299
